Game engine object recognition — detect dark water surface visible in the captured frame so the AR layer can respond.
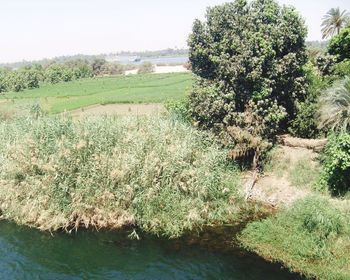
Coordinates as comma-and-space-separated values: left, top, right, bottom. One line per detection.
0, 222, 303, 280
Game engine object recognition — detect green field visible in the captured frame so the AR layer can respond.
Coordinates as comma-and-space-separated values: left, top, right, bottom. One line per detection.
0, 73, 193, 114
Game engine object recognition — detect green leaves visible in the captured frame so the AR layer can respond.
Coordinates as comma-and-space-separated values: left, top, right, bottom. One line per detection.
188, 0, 308, 130
319, 132, 350, 195
328, 24, 350, 62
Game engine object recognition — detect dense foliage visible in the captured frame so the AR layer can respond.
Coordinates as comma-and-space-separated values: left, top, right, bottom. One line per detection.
318, 133, 350, 195
188, 0, 307, 139
289, 63, 328, 138
328, 24, 350, 62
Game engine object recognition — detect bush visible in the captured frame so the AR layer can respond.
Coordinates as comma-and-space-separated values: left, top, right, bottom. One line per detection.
137, 62, 155, 74
188, 0, 308, 129
44, 64, 74, 84
318, 132, 350, 195
328, 24, 350, 62
314, 53, 337, 76
289, 63, 328, 138
240, 196, 350, 280
332, 59, 350, 78
0, 115, 242, 237
165, 98, 191, 123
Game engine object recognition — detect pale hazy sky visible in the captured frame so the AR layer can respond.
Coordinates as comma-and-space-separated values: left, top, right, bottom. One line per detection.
1, 0, 349, 63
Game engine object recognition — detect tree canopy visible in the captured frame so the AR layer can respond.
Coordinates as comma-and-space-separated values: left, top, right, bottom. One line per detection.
328, 24, 350, 62
188, 0, 308, 131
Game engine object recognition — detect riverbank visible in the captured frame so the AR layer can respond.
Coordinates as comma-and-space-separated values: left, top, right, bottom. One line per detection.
239, 144, 350, 280
0, 113, 349, 279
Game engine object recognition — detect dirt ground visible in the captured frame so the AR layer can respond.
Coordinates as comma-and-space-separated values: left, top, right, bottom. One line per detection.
242, 145, 319, 208
64, 103, 166, 119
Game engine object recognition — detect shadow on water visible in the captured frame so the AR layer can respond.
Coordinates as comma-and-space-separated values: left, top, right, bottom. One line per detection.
0, 222, 304, 280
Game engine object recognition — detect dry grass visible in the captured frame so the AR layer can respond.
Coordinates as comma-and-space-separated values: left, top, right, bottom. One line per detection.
0, 114, 245, 237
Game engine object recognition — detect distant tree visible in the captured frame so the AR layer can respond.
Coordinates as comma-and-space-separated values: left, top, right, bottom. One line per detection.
0, 69, 10, 93
321, 8, 349, 39
328, 25, 350, 62
20, 69, 41, 89
45, 64, 73, 84
137, 62, 155, 74
91, 58, 107, 76
318, 77, 350, 132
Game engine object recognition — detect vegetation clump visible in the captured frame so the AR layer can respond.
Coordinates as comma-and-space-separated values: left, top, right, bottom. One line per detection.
137, 62, 155, 74
240, 196, 350, 280
328, 24, 350, 62
0, 115, 243, 237
318, 133, 350, 195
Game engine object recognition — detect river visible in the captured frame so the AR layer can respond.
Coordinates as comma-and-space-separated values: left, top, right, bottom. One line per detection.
0, 222, 303, 280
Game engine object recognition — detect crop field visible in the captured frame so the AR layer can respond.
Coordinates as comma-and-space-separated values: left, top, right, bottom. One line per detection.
0, 73, 192, 115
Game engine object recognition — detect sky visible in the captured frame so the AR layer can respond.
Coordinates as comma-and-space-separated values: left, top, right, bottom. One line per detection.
0, 0, 349, 63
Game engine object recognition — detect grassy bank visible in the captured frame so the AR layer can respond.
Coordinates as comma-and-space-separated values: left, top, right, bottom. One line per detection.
240, 196, 350, 280
0, 114, 250, 237
0, 73, 192, 114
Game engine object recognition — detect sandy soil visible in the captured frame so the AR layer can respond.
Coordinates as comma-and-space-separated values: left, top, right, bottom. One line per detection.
125, 65, 189, 75
242, 145, 318, 208
65, 103, 166, 119
154, 65, 189, 74
125, 69, 138, 75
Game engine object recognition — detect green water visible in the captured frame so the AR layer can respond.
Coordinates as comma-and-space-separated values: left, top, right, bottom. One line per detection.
0, 222, 303, 280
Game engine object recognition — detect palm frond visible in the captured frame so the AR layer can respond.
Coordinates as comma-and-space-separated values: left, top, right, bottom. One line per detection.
321, 8, 350, 39
318, 77, 350, 131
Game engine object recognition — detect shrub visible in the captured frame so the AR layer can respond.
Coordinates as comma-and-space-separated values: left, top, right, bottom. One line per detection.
328, 24, 350, 62
188, 0, 308, 129
289, 63, 328, 138
165, 98, 191, 123
332, 59, 350, 78
0, 115, 242, 237
137, 62, 155, 74
44, 64, 74, 84
0, 69, 10, 93
318, 132, 350, 195
314, 53, 337, 76
240, 196, 350, 280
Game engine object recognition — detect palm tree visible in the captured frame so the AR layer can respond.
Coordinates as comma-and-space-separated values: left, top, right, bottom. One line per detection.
321, 8, 350, 39
318, 77, 350, 132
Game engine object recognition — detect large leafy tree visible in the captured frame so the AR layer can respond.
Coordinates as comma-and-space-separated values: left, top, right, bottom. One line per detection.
321, 8, 349, 39
188, 0, 308, 130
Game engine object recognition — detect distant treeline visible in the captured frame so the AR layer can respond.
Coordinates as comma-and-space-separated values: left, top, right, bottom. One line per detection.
110, 48, 189, 58
306, 40, 328, 51
0, 48, 189, 70
0, 58, 133, 93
